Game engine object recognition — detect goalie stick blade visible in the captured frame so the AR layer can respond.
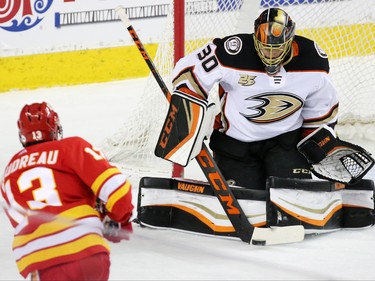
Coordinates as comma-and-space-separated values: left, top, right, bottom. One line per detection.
251, 225, 305, 246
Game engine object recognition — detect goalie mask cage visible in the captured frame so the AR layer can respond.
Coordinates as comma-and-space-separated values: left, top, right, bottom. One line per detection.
101, 0, 375, 178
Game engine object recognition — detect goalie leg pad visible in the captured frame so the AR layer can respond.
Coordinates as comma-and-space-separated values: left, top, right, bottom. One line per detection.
267, 187, 343, 232
137, 177, 267, 238
137, 177, 375, 238
342, 180, 375, 228
266, 177, 375, 232
155, 90, 216, 166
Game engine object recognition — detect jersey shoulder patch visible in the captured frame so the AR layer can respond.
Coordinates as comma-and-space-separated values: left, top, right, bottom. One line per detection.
285, 36, 330, 73
223, 36, 243, 55
213, 33, 264, 71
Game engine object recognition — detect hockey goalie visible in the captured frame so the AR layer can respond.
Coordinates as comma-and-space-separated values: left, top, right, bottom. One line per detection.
146, 7, 375, 243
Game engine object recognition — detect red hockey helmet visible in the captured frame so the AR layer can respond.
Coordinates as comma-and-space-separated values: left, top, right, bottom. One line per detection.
17, 102, 63, 147
254, 8, 296, 75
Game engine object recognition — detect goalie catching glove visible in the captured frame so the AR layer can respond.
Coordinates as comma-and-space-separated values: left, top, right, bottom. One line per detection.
155, 89, 217, 166
297, 125, 374, 184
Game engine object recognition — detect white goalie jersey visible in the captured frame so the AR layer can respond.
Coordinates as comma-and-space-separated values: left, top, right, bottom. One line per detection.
172, 34, 339, 142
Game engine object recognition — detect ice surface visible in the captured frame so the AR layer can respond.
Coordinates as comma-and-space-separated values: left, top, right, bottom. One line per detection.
0, 78, 374, 280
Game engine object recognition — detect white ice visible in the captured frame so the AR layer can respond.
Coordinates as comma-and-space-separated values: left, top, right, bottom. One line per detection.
1, 78, 375, 280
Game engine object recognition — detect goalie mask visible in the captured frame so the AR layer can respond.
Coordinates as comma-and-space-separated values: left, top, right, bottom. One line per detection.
254, 8, 296, 75
18, 102, 63, 147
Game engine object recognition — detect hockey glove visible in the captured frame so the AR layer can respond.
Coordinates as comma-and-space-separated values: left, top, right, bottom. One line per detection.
95, 198, 107, 220
297, 125, 374, 184
102, 215, 133, 243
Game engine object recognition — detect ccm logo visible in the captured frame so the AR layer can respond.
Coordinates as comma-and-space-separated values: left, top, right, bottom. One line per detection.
129, 29, 149, 60
159, 104, 177, 148
197, 149, 240, 215
318, 136, 330, 147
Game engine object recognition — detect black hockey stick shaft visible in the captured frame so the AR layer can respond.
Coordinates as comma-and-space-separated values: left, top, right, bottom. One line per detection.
115, 6, 253, 243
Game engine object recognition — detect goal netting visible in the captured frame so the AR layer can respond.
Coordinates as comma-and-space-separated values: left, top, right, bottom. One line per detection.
101, 0, 375, 178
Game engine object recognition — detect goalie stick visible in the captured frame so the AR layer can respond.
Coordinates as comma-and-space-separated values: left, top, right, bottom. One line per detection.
115, 6, 304, 245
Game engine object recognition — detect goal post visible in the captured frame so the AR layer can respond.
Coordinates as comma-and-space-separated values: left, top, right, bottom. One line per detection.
174, 0, 185, 65
172, 0, 185, 177
101, 0, 375, 179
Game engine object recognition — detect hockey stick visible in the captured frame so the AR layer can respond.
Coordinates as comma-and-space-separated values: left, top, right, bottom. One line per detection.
115, 6, 304, 245
115, 6, 252, 242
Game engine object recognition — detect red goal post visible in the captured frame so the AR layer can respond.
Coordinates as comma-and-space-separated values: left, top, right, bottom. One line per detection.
173, 0, 185, 177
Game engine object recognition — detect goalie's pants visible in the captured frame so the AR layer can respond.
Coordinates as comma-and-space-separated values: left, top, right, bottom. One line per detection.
31, 252, 110, 281
209, 128, 311, 190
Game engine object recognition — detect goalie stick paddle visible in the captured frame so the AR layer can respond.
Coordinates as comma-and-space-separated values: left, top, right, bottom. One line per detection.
115, 6, 305, 245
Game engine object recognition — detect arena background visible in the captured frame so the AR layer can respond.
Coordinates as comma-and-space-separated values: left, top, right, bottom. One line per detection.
1, 0, 370, 93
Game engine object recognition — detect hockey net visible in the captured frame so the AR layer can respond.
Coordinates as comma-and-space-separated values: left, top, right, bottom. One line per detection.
101, 0, 375, 178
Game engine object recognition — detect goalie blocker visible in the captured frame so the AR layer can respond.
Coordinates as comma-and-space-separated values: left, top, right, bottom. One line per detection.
136, 176, 375, 239
155, 89, 216, 166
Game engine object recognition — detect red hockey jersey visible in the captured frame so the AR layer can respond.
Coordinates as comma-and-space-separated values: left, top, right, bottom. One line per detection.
1, 136, 133, 278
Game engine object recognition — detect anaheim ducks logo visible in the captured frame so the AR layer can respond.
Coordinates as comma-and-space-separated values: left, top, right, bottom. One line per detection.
240, 92, 303, 123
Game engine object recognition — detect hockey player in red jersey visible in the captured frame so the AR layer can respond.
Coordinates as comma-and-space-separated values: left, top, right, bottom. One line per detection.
1, 102, 133, 280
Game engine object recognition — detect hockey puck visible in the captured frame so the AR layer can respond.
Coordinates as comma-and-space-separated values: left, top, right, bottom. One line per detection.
252, 239, 266, 246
